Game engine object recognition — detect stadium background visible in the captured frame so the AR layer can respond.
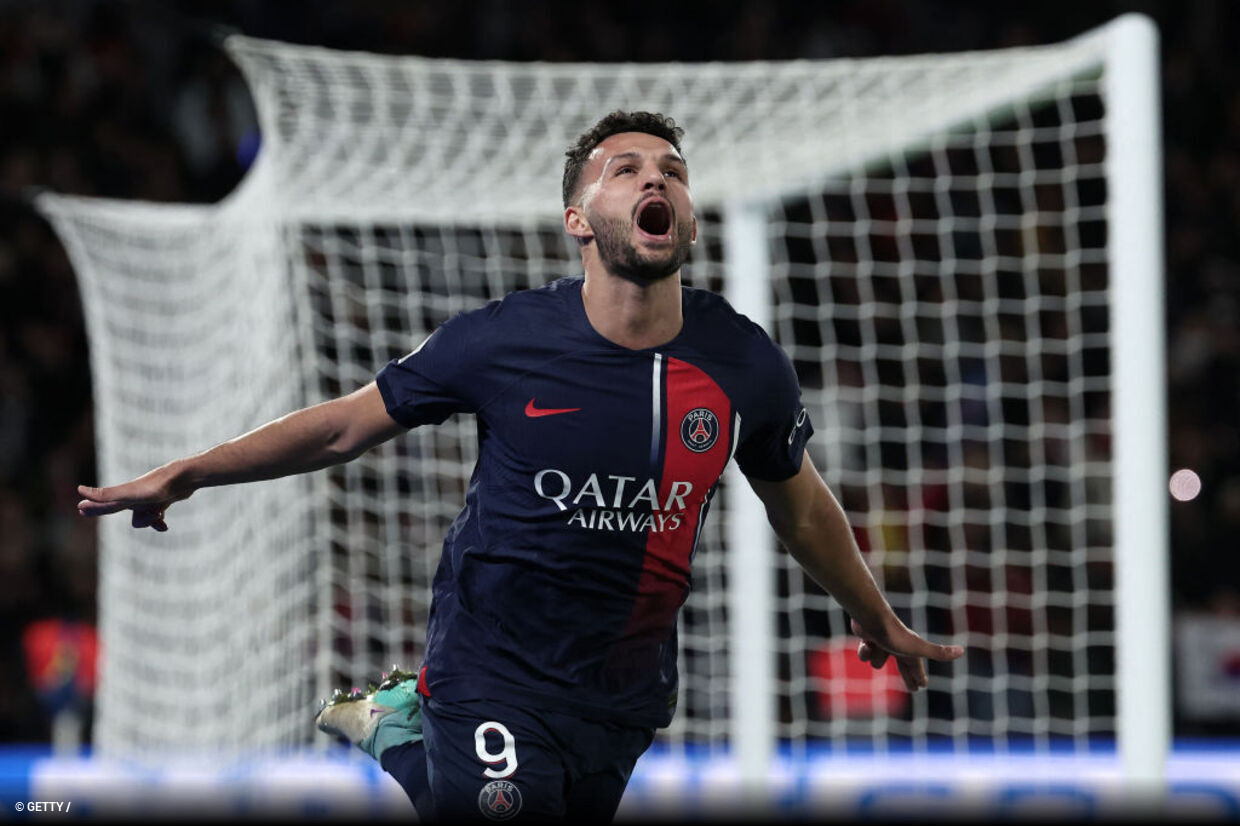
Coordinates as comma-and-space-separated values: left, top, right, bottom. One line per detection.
0, 0, 1236, 761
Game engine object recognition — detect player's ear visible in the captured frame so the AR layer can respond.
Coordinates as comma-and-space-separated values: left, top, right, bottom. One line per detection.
564, 205, 593, 243
690, 215, 698, 245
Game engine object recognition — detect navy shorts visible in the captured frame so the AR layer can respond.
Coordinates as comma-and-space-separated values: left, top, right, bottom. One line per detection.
420, 694, 655, 822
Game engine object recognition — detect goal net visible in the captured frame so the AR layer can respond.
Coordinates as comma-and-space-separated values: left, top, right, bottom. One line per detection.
38, 16, 1165, 778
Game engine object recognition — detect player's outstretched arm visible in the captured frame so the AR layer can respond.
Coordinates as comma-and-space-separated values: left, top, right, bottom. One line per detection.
77, 382, 405, 532
747, 452, 964, 691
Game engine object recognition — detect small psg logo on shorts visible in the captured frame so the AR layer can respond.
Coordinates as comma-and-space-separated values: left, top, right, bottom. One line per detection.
478, 779, 523, 820
680, 408, 720, 453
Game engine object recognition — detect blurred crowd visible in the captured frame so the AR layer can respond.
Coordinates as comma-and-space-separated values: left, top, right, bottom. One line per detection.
1, 0, 1236, 743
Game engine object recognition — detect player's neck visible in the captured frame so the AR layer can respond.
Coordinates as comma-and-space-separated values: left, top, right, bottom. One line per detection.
580, 268, 683, 350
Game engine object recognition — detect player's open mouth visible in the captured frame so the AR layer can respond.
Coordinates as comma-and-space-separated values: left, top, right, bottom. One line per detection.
635, 199, 673, 242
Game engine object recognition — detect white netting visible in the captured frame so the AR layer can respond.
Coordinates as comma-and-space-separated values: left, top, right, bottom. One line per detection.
768, 83, 1116, 750
39, 27, 1128, 760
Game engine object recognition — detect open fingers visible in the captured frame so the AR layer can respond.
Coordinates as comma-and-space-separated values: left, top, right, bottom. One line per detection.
78, 482, 175, 530
77, 499, 129, 517
77, 484, 141, 516
78, 483, 120, 502
852, 618, 965, 663
916, 639, 966, 662
81, 498, 170, 530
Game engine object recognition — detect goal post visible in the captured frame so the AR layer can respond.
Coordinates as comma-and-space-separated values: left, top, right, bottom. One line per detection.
723, 199, 777, 794
1102, 14, 1169, 790
37, 13, 1168, 793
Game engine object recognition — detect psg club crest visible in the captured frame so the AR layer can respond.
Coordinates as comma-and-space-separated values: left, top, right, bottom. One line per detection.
478, 779, 522, 820
680, 407, 720, 453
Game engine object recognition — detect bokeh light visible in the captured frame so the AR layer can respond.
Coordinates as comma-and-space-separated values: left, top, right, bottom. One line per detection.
1169, 469, 1202, 502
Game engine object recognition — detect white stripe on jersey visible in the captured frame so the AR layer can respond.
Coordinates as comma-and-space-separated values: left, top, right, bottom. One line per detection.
649, 353, 663, 468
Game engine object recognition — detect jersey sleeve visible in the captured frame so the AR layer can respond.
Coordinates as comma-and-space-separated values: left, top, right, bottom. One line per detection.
375, 310, 484, 428
733, 339, 814, 481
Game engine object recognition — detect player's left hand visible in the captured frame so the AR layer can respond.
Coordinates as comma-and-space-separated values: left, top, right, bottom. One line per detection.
76, 462, 194, 532
851, 617, 964, 692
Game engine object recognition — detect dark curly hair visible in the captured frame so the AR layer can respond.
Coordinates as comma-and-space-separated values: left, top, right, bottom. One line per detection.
562, 111, 686, 208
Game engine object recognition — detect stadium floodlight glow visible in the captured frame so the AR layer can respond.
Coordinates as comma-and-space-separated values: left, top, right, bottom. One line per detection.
38, 13, 1167, 800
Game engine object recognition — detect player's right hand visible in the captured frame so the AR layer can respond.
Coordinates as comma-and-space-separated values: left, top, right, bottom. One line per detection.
77, 464, 194, 532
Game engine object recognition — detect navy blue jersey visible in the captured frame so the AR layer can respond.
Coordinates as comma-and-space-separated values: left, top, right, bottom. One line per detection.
376, 276, 813, 728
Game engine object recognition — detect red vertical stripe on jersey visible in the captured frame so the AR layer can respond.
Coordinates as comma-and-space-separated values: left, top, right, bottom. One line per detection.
623, 357, 732, 645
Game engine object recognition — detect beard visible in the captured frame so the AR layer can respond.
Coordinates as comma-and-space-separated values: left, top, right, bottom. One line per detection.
590, 211, 693, 285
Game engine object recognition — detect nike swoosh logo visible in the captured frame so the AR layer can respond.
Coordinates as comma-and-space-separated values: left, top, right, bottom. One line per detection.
525, 399, 581, 418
